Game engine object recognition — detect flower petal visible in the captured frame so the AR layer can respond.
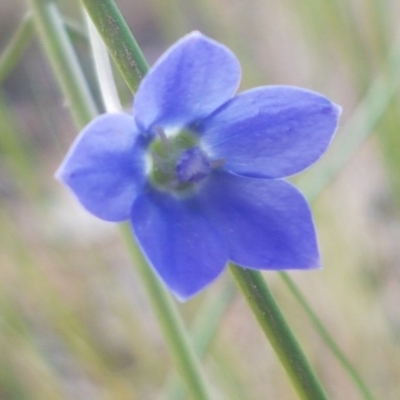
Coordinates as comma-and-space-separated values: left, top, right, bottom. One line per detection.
131, 187, 228, 301
197, 171, 320, 270
134, 32, 241, 132
56, 113, 146, 222
199, 86, 340, 178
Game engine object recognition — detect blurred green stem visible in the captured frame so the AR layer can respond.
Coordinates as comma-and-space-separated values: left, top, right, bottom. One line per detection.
165, 280, 236, 400
120, 224, 212, 400
279, 272, 374, 400
29, 0, 97, 126
229, 265, 328, 400
0, 9, 91, 87
0, 13, 33, 83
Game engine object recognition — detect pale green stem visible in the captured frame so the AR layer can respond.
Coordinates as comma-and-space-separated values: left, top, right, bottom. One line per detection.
29, 0, 97, 126
119, 224, 211, 400
279, 272, 374, 400
0, 13, 33, 83
0, 93, 40, 196
165, 280, 236, 400
63, 16, 88, 39
0, 9, 90, 86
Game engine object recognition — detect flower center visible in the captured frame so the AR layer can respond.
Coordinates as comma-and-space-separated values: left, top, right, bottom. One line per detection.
148, 128, 214, 192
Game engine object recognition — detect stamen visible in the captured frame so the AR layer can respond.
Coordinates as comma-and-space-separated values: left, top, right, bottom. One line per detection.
153, 126, 170, 149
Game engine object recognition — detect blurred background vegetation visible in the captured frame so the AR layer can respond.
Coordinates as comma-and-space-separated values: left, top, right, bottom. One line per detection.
1, 0, 400, 399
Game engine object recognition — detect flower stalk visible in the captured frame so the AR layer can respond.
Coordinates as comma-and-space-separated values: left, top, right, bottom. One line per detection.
229, 265, 328, 400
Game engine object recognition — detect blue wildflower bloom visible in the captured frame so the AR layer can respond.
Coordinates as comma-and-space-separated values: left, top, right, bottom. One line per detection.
56, 32, 341, 301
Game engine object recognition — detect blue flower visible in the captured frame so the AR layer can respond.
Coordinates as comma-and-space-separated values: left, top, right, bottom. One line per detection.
56, 32, 341, 301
